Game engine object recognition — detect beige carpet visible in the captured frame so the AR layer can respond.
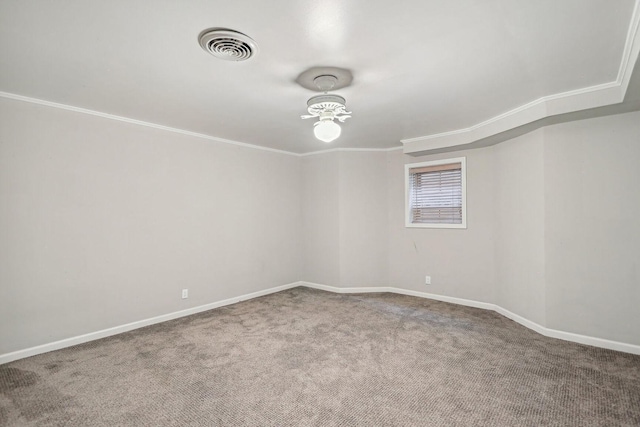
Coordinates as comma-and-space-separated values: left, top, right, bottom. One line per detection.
1, 287, 639, 426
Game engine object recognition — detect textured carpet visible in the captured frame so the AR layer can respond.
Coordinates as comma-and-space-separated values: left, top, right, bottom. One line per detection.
1, 287, 639, 426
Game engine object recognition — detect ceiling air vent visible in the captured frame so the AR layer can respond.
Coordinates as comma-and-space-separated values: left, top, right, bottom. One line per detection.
198, 28, 258, 61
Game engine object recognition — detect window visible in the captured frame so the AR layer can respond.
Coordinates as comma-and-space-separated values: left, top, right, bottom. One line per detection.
405, 157, 466, 228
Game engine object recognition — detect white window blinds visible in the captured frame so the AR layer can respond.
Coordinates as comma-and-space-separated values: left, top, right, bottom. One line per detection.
408, 161, 464, 226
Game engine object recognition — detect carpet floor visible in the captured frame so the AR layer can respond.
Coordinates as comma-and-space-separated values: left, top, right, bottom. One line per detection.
1, 287, 639, 426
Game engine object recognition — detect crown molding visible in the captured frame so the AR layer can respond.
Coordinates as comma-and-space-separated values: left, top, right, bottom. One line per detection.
619, 0, 640, 94
0, 91, 301, 157
0, 91, 406, 158
402, 0, 640, 156
299, 146, 402, 157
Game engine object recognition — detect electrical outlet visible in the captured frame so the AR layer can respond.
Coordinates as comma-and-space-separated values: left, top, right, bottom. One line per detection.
425, 276, 431, 285
181, 289, 188, 299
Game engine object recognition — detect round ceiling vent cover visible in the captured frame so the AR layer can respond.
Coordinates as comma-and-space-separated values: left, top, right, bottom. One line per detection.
198, 28, 258, 61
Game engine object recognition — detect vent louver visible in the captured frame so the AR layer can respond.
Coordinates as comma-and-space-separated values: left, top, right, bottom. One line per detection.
198, 29, 258, 61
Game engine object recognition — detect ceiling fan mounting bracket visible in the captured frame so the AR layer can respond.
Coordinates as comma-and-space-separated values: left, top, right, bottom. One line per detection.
296, 67, 353, 92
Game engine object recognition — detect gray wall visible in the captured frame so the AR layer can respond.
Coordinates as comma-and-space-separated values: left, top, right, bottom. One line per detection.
300, 151, 388, 287
301, 153, 341, 285
494, 130, 546, 325
301, 111, 640, 346
386, 148, 497, 303
544, 113, 640, 344
0, 97, 302, 355
2, 96, 639, 356
338, 152, 389, 287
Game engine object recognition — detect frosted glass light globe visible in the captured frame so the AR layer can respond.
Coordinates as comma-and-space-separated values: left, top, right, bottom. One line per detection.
313, 120, 341, 142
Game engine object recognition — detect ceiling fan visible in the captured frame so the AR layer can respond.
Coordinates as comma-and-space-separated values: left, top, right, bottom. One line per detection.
299, 72, 353, 143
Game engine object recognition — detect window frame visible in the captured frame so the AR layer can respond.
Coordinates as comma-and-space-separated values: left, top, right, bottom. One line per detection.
404, 157, 467, 229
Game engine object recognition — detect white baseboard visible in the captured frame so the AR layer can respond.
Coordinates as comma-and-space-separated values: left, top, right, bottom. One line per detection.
491, 304, 640, 355
0, 281, 302, 365
299, 282, 386, 294
301, 282, 495, 310
300, 282, 640, 355
3, 280, 638, 364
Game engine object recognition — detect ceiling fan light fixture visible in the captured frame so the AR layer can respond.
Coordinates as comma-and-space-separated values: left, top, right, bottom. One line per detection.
301, 84, 352, 143
313, 119, 342, 143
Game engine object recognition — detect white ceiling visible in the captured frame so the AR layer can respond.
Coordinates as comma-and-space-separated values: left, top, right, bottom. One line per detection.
0, 0, 638, 154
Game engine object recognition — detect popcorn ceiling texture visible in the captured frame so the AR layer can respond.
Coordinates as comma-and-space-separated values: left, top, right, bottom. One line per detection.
1, 287, 639, 426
